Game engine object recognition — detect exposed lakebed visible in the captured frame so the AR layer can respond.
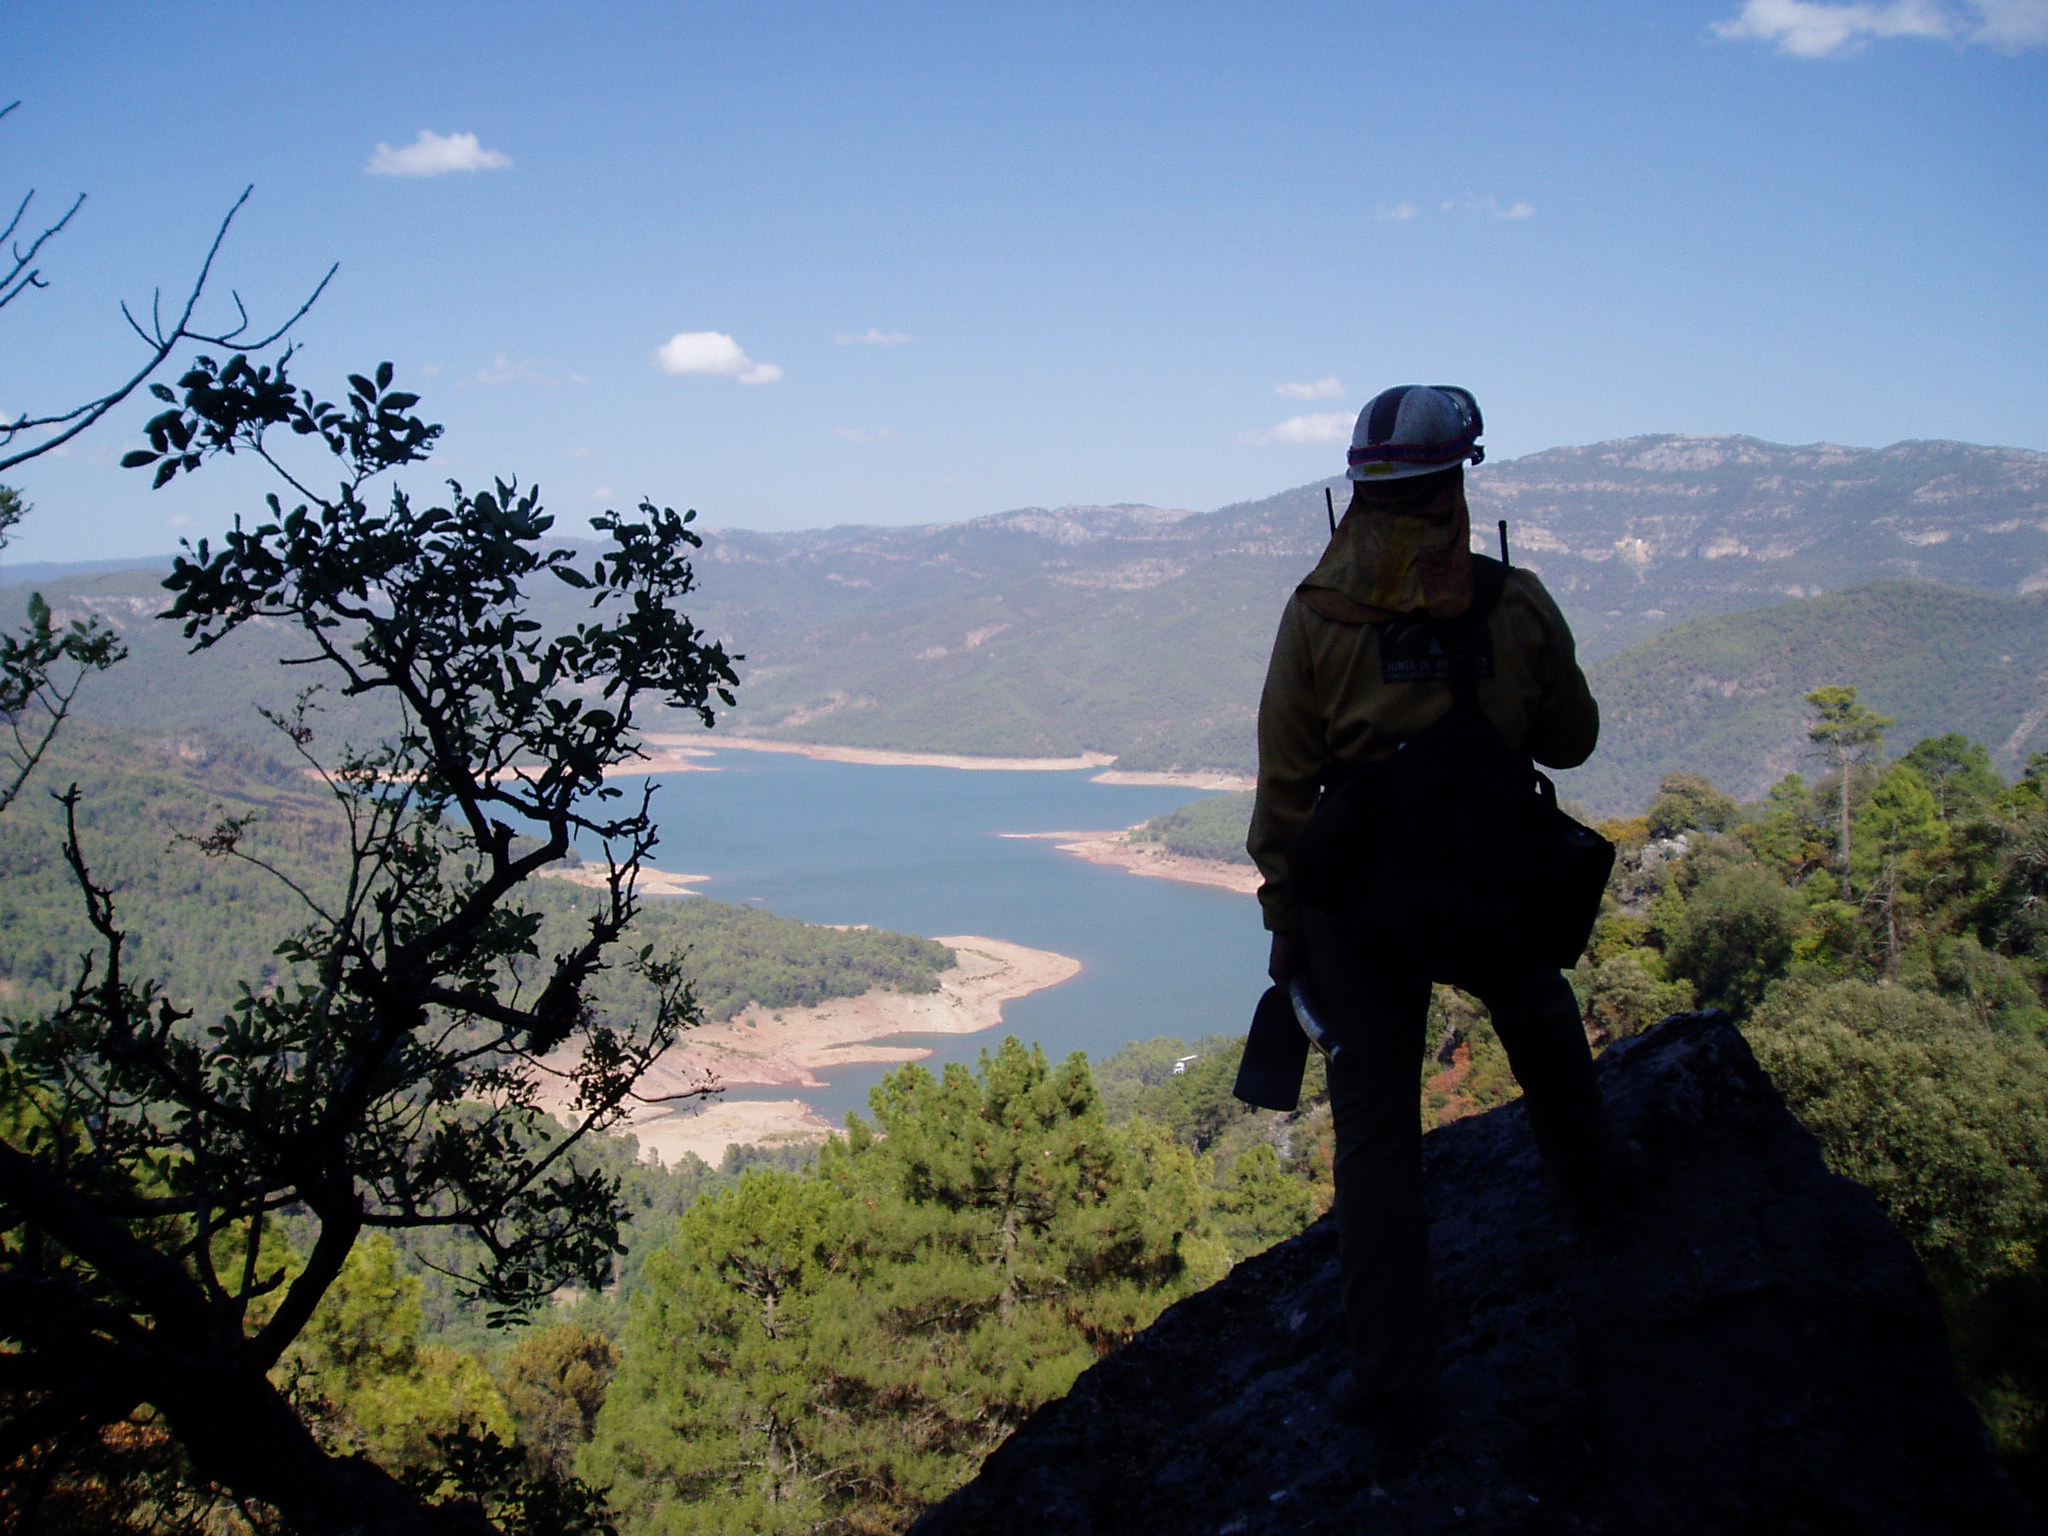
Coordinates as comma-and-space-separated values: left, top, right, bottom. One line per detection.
581, 744, 1265, 1150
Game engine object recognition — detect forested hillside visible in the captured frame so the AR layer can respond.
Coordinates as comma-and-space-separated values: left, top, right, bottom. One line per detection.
14, 435, 2046, 780
0, 723, 954, 1028
325, 704, 2048, 1528
1570, 580, 2048, 812
1130, 789, 1255, 864
14, 694, 2048, 1527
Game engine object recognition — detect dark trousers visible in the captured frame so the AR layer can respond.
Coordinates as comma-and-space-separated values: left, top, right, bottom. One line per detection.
1306, 908, 1615, 1405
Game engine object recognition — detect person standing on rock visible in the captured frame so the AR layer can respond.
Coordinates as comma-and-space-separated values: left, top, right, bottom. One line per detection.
1247, 383, 1617, 1447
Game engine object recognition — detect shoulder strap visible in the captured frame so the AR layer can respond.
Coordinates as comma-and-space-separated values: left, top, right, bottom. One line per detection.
1469, 553, 1509, 618
1450, 556, 1510, 707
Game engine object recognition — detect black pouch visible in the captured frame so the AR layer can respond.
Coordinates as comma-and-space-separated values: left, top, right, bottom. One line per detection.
1233, 984, 1309, 1111
1526, 771, 1615, 968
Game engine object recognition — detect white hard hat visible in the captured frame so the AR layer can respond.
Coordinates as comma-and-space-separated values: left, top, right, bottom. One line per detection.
1346, 385, 1485, 482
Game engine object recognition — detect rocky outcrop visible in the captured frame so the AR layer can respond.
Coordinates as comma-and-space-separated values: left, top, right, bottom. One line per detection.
914, 1014, 2036, 1535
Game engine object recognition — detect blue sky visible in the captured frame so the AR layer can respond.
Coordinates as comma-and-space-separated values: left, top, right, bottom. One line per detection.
3, 0, 2044, 563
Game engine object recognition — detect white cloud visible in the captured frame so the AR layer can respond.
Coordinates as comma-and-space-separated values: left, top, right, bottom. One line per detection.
1974, 0, 2048, 46
1238, 412, 1354, 447
474, 355, 555, 386
366, 130, 513, 177
834, 329, 912, 345
1381, 197, 1536, 222
1713, 0, 2046, 53
655, 331, 783, 385
565, 447, 593, 459
833, 426, 899, 443
1276, 377, 1344, 400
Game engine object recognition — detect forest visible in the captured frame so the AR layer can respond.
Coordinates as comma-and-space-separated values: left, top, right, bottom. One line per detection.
2, 351, 2043, 1533
0, 721, 955, 1031
569, 693, 2048, 1531
12, 685, 2046, 1532
1129, 788, 1256, 865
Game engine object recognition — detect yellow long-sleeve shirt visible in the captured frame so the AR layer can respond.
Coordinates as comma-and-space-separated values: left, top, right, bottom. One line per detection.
1247, 564, 1598, 933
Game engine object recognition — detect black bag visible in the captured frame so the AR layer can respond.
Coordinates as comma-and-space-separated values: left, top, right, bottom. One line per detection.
1233, 984, 1310, 1111
1286, 557, 1613, 972
1528, 769, 1616, 965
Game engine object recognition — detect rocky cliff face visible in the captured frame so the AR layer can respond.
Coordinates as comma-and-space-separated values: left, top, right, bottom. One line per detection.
912, 1014, 2036, 1536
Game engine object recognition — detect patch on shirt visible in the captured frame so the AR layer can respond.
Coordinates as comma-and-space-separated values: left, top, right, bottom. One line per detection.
1378, 614, 1495, 684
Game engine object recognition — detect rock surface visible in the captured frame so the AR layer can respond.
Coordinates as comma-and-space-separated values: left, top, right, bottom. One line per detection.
913, 1014, 2037, 1536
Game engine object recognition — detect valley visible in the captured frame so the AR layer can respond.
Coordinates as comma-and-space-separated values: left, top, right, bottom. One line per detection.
8, 434, 2046, 816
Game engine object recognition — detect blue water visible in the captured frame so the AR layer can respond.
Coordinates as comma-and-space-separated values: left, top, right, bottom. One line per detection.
610, 747, 1265, 1124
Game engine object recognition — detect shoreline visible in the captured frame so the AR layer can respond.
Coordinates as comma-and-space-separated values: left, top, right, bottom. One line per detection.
1090, 769, 1254, 790
643, 733, 1252, 788
1004, 828, 1260, 896
535, 863, 712, 897
575, 934, 1081, 1166
647, 733, 1115, 773
611, 743, 720, 777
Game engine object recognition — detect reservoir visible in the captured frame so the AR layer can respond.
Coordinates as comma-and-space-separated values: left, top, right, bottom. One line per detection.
625, 745, 1265, 1125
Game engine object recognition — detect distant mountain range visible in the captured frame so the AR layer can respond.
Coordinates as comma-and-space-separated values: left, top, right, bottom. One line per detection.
7, 435, 2046, 814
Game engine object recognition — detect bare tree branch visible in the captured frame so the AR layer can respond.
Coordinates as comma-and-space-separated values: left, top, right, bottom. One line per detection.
0, 184, 337, 472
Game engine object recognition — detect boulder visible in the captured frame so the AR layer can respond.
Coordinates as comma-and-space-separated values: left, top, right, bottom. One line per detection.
913, 1013, 2035, 1535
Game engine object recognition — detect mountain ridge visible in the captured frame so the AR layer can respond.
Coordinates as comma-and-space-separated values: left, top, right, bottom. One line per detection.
9, 434, 2045, 805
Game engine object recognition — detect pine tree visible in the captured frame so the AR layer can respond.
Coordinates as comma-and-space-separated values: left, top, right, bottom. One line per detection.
1806, 685, 1895, 898
1852, 763, 1948, 975
585, 1170, 847, 1535
587, 1041, 1209, 1533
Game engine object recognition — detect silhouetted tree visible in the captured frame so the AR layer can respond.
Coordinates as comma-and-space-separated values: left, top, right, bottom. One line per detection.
0, 357, 736, 1533
0, 101, 331, 474
1, 98, 331, 824
0, 486, 125, 816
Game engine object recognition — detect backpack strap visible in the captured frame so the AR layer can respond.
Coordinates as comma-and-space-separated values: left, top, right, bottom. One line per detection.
1449, 556, 1510, 708
1469, 553, 1509, 615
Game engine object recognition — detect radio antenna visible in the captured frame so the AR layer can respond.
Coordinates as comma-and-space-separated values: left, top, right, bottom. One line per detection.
1324, 486, 1337, 537
1497, 518, 1511, 566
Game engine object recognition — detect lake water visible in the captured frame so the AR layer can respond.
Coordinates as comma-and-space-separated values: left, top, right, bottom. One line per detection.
615, 746, 1266, 1124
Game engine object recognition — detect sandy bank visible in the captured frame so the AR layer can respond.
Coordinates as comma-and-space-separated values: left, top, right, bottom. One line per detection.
570, 935, 1080, 1165
646, 733, 1114, 773
1090, 769, 1254, 791
629, 1098, 840, 1167
1004, 829, 1261, 896
609, 743, 720, 777
643, 935, 1079, 1091
535, 863, 711, 896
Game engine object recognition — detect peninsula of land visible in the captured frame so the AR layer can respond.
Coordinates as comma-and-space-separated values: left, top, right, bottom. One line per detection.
1089, 769, 1254, 791
580, 934, 1080, 1165
536, 862, 711, 897
1004, 828, 1260, 896
638, 732, 1252, 788
647, 733, 1115, 773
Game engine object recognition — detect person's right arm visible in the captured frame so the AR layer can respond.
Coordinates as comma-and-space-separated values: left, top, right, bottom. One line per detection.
1248, 597, 1327, 939
1515, 572, 1599, 770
